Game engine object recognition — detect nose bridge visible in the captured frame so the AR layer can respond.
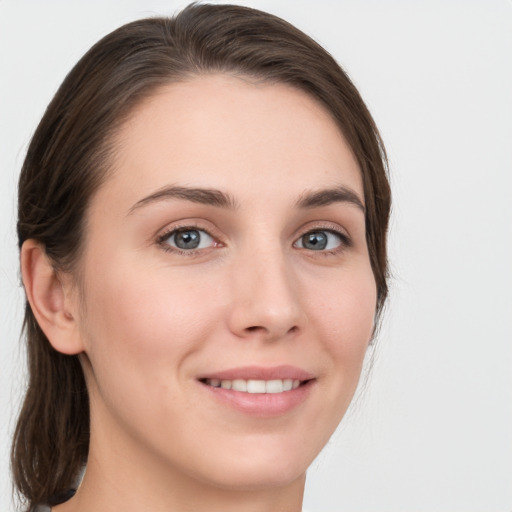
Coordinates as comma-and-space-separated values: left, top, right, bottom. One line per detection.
228, 239, 304, 340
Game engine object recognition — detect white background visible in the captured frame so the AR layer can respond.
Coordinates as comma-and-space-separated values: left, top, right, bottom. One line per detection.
1, 1, 511, 511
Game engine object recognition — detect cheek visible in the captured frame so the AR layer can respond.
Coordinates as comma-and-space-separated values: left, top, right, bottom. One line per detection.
309, 266, 377, 375
290, 265, 376, 458
76, 261, 230, 451
77, 258, 221, 396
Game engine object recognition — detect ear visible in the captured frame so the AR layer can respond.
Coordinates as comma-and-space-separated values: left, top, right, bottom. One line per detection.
21, 239, 85, 355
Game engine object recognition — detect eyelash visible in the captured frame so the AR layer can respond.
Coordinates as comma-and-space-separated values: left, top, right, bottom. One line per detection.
156, 224, 222, 256
294, 227, 352, 256
156, 223, 352, 256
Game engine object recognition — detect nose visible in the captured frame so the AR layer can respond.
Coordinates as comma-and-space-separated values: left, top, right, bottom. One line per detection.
226, 247, 306, 341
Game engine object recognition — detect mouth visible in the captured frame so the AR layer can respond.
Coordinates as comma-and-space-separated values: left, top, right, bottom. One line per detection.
199, 377, 309, 394
197, 366, 315, 416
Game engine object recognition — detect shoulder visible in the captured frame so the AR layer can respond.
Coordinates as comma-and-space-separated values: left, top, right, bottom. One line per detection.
31, 505, 51, 512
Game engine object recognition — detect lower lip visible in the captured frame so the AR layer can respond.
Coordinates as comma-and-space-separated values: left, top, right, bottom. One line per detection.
199, 380, 315, 417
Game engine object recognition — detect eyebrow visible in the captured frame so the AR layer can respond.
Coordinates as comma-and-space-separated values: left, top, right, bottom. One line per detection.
127, 184, 364, 215
295, 186, 365, 212
127, 185, 238, 215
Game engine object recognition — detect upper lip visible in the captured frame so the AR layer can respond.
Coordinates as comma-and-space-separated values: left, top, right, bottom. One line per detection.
197, 365, 315, 381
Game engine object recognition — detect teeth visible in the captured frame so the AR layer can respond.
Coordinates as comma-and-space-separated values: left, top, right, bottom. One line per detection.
265, 380, 283, 393
246, 380, 266, 393
220, 380, 232, 389
205, 378, 305, 393
283, 379, 293, 391
232, 379, 247, 392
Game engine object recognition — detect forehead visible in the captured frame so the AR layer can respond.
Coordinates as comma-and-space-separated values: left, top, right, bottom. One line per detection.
101, 74, 363, 212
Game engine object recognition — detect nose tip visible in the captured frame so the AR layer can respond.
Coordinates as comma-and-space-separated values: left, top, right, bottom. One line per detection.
226, 257, 306, 341
229, 300, 304, 342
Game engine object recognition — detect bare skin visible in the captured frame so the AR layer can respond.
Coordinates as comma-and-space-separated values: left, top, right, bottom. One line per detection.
22, 74, 376, 512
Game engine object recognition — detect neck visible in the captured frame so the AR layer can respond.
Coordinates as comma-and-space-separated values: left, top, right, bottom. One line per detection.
56, 458, 305, 512
54, 405, 306, 512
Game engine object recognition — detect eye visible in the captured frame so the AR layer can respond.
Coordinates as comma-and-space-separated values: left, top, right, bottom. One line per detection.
161, 228, 216, 251
294, 230, 346, 251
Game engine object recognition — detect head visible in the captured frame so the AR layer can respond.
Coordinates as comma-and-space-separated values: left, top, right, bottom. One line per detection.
13, 3, 390, 509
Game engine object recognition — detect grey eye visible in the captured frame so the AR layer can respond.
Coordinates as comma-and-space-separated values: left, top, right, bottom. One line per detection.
295, 230, 343, 251
166, 229, 214, 250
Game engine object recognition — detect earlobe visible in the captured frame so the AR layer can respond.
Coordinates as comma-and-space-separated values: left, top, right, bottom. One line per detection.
21, 239, 84, 355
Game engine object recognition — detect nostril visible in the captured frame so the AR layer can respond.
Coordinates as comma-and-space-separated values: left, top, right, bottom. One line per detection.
244, 324, 299, 336
246, 325, 265, 333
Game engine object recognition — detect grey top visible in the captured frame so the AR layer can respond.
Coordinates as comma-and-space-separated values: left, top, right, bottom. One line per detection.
32, 504, 312, 511
32, 506, 311, 511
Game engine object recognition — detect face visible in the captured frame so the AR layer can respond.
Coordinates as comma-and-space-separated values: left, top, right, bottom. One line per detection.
74, 74, 376, 491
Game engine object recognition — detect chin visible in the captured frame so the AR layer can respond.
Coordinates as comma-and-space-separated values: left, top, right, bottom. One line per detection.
201, 458, 308, 492
184, 430, 321, 492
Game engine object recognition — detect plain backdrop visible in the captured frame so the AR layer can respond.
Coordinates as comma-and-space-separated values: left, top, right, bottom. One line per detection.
1, 1, 511, 511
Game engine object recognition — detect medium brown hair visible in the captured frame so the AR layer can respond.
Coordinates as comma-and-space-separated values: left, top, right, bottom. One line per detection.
12, 3, 391, 509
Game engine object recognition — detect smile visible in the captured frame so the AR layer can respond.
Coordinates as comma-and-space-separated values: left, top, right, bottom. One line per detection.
197, 365, 315, 416
201, 378, 303, 393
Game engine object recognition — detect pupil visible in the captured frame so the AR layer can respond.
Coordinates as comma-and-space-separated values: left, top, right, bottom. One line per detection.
175, 230, 200, 249
303, 232, 327, 250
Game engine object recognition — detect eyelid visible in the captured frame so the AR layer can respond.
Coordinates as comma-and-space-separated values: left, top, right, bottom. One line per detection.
293, 222, 352, 251
155, 221, 224, 255
154, 219, 352, 256
295, 220, 351, 239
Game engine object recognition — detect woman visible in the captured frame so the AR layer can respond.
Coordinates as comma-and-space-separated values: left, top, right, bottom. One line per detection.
12, 3, 390, 511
